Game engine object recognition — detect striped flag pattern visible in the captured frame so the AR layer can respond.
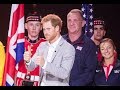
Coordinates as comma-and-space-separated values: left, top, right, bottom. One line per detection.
2, 4, 24, 86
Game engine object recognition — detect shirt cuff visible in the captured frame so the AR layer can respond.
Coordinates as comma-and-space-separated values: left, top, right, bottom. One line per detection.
25, 60, 31, 66
42, 61, 47, 69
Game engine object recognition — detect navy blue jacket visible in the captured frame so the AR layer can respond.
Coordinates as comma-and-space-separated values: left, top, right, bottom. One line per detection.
63, 33, 97, 86
94, 59, 120, 86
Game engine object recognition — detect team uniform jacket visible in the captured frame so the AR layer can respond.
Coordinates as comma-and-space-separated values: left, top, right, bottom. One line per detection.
94, 59, 120, 86
63, 33, 98, 86
15, 37, 46, 86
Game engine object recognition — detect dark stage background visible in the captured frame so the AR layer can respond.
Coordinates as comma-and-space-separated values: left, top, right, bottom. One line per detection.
0, 4, 120, 57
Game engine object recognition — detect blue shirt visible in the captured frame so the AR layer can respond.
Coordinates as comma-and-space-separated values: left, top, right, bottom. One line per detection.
63, 33, 97, 86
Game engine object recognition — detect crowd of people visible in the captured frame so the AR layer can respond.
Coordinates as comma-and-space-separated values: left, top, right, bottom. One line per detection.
1, 8, 120, 86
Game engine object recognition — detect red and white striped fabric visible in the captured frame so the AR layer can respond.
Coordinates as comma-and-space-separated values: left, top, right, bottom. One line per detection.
2, 4, 24, 86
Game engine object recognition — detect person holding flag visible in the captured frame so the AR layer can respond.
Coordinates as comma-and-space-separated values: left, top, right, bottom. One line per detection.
15, 11, 46, 86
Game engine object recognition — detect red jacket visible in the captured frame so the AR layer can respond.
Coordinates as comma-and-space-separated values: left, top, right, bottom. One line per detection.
15, 37, 46, 86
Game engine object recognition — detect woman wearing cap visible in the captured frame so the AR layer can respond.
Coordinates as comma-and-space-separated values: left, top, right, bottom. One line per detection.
93, 38, 120, 86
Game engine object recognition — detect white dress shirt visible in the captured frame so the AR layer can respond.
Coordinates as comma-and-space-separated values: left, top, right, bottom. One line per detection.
41, 35, 62, 86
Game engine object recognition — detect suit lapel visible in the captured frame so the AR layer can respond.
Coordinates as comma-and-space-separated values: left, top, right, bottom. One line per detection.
50, 37, 64, 63
44, 42, 49, 61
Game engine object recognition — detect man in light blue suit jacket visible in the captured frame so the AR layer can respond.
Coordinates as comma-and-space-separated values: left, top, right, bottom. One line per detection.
24, 14, 75, 86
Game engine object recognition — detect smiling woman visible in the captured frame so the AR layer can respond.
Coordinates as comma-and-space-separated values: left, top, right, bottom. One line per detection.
93, 38, 120, 86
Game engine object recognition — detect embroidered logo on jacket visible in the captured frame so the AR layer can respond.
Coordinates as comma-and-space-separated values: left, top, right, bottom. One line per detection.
76, 46, 83, 51
114, 70, 120, 73
96, 70, 101, 72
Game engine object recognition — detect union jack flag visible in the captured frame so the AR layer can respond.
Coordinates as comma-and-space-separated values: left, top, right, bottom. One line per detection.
81, 4, 94, 38
2, 4, 24, 86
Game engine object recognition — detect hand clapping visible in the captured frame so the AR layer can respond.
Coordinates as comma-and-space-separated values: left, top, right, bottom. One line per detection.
34, 53, 45, 67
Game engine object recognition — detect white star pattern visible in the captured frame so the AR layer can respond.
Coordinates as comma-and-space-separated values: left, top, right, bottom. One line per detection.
90, 22, 93, 26
90, 15, 93, 19
83, 14, 86, 18
82, 4, 93, 38
81, 7, 85, 12
90, 29, 93, 33
90, 8, 93, 13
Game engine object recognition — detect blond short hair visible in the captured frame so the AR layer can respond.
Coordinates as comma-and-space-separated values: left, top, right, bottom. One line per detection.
100, 38, 116, 50
67, 9, 84, 20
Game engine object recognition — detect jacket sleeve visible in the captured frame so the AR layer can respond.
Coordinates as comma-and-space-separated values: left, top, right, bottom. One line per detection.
26, 42, 45, 71
44, 44, 75, 79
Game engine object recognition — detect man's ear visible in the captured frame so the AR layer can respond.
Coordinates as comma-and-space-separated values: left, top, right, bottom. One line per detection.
40, 23, 42, 31
103, 30, 106, 36
55, 25, 60, 32
82, 20, 86, 27
25, 23, 28, 30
